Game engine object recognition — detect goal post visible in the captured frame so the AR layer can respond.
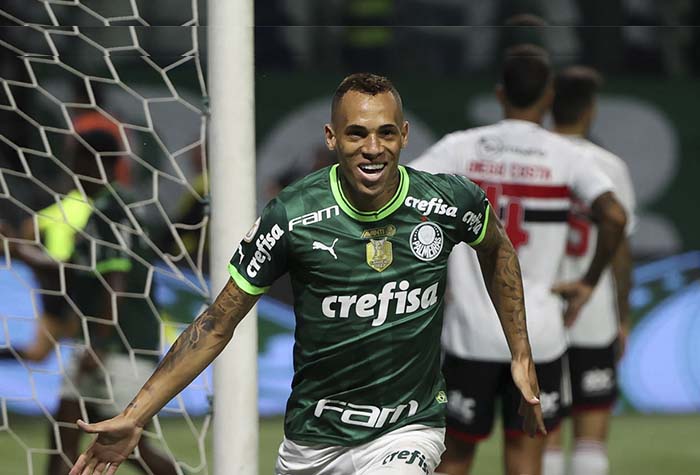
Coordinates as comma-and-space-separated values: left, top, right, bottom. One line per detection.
208, 1, 258, 474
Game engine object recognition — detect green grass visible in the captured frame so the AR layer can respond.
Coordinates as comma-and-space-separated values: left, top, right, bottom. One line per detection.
1, 413, 698, 474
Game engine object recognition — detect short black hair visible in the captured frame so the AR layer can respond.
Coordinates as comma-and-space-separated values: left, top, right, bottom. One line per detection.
73, 130, 121, 178
331, 73, 403, 122
552, 66, 603, 125
501, 44, 551, 108
79, 130, 120, 154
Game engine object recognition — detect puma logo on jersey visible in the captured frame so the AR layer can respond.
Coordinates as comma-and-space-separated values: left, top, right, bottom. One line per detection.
312, 238, 338, 259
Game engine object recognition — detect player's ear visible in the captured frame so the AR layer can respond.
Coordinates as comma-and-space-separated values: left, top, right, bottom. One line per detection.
324, 124, 336, 151
495, 84, 506, 107
400, 121, 409, 149
540, 80, 554, 110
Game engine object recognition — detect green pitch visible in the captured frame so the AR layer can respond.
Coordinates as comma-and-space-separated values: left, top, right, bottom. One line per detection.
1, 414, 698, 474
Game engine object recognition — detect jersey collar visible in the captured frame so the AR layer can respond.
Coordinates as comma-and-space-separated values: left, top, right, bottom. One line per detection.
329, 164, 410, 222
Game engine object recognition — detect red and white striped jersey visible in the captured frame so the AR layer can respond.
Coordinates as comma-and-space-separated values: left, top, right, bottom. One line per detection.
410, 119, 612, 362
560, 135, 636, 347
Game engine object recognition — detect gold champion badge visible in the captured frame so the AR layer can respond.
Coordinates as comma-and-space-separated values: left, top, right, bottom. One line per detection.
366, 237, 393, 272
362, 225, 395, 272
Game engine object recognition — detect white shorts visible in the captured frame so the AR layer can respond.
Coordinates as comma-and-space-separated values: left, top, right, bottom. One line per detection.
59, 350, 156, 418
275, 424, 446, 475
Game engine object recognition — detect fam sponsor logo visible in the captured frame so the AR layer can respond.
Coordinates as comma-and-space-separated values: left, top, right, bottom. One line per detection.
314, 399, 418, 429
581, 368, 614, 395
462, 210, 484, 236
404, 196, 458, 217
410, 222, 443, 262
321, 280, 439, 327
446, 391, 476, 424
246, 224, 284, 278
382, 449, 430, 474
288, 205, 339, 231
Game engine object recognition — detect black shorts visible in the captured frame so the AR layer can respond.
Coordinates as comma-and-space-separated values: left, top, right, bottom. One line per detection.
568, 341, 618, 412
441, 352, 569, 442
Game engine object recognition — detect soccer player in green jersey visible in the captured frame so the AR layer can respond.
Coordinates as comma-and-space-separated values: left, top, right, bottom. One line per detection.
70, 73, 545, 475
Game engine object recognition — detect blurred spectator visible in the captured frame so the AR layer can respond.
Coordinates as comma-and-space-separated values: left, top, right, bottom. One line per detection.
67, 79, 131, 187
255, 0, 296, 69
341, 0, 395, 72
1, 131, 176, 475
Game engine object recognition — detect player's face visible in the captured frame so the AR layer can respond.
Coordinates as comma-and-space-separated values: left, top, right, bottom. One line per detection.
325, 91, 409, 207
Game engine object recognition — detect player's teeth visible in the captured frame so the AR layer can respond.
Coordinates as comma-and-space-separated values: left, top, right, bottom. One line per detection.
360, 164, 385, 171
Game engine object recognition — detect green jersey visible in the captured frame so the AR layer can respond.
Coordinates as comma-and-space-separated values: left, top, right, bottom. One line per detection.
229, 165, 490, 445
38, 185, 160, 359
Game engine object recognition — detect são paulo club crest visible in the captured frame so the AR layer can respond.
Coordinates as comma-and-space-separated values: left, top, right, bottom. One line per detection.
410, 222, 443, 261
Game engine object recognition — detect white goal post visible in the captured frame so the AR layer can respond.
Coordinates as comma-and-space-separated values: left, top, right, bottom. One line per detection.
208, 1, 258, 475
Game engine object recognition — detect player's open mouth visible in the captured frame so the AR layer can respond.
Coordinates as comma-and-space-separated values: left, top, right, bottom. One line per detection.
358, 163, 386, 175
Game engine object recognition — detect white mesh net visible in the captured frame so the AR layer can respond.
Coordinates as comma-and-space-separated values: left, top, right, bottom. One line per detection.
0, 1, 211, 473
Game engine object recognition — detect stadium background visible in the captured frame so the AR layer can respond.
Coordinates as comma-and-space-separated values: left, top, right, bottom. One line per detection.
1, 0, 699, 473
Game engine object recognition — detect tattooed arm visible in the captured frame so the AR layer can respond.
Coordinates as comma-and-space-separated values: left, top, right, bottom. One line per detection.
70, 278, 259, 475
473, 206, 546, 436
474, 206, 531, 361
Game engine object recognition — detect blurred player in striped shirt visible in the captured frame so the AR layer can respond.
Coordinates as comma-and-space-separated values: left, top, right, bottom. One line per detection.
543, 66, 636, 475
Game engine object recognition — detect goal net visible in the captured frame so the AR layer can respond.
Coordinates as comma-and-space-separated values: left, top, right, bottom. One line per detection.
0, 1, 211, 473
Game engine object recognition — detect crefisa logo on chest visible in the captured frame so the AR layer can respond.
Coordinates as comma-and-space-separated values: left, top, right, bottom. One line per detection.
410, 222, 443, 261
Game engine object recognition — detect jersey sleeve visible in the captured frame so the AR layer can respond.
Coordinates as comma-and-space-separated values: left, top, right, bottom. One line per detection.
447, 174, 491, 247
569, 151, 613, 206
410, 133, 464, 175
228, 198, 289, 295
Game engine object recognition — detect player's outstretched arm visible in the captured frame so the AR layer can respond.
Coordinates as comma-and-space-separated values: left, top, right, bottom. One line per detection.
69, 277, 260, 475
552, 191, 627, 326
473, 206, 546, 436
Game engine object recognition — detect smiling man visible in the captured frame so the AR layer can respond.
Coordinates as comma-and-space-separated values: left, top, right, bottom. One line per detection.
69, 73, 544, 475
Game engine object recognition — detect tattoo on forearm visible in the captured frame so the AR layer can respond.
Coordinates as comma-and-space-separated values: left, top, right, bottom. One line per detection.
492, 245, 528, 339
156, 281, 250, 374
477, 213, 529, 350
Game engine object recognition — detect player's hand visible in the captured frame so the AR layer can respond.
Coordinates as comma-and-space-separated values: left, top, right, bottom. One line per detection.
551, 280, 594, 327
511, 357, 547, 437
69, 415, 143, 475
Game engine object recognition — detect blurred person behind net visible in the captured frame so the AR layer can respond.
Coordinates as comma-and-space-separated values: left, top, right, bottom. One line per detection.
1, 131, 177, 475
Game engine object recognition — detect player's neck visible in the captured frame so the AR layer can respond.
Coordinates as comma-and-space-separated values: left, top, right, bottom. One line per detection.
339, 169, 400, 212
554, 122, 587, 137
503, 107, 544, 125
